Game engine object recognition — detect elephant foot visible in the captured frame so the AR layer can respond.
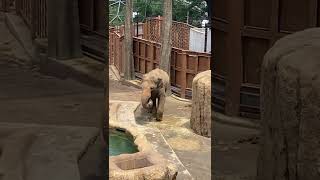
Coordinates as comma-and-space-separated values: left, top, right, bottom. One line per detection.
152, 108, 157, 116
147, 108, 153, 113
156, 113, 163, 121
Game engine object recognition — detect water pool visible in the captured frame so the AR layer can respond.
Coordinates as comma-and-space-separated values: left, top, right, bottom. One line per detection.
109, 129, 138, 156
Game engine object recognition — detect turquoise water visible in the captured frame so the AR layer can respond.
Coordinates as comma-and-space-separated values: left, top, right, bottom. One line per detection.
109, 129, 138, 156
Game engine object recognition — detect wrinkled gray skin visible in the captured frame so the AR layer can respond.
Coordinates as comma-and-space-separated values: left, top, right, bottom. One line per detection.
141, 68, 170, 121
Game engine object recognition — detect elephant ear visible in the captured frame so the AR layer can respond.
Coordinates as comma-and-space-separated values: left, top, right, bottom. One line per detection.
142, 74, 147, 81
141, 74, 147, 84
156, 78, 163, 88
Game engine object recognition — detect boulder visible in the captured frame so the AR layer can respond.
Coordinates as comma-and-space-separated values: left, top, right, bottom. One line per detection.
190, 70, 211, 137
257, 28, 320, 180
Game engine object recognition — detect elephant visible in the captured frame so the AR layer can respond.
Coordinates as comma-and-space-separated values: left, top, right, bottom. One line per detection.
140, 68, 170, 121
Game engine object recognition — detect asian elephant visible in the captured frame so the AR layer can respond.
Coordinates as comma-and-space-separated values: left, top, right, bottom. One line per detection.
140, 68, 170, 121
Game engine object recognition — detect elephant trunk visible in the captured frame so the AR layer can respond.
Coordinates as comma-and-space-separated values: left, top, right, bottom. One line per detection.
141, 88, 152, 109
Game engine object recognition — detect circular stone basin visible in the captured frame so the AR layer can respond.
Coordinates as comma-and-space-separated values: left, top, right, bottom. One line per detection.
109, 129, 138, 156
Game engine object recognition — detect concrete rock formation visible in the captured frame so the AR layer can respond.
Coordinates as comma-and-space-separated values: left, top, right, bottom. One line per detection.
109, 152, 177, 180
0, 123, 99, 180
258, 28, 320, 180
190, 70, 211, 137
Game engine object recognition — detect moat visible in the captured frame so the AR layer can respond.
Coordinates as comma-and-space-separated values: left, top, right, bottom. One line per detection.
109, 129, 138, 156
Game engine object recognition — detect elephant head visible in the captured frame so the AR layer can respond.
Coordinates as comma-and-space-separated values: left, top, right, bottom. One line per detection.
141, 76, 164, 109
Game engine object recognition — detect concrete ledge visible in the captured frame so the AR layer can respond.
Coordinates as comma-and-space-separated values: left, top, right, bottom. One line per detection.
171, 94, 192, 103
0, 122, 100, 180
5, 12, 105, 88
40, 56, 105, 87
109, 65, 121, 81
213, 111, 260, 130
4, 12, 35, 60
109, 101, 193, 179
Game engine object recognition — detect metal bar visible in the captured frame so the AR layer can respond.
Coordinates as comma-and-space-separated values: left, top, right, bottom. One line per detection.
204, 26, 208, 52
136, 20, 138, 37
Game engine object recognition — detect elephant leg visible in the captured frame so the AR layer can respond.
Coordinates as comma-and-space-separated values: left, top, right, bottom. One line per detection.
152, 97, 157, 115
156, 95, 165, 121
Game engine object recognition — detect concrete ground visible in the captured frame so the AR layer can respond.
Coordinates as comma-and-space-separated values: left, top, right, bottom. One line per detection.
0, 10, 260, 180
0, 13, 103, 127
109, 67, 261, 180
109, 68, 211, 180
213, 122, 259, 180
0, 12, 105, 180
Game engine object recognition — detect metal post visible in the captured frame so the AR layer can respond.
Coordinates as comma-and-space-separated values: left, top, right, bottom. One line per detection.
204, 25, 208, 52
136, 20, 138, 37
186, 11, 189, 24
3, 0, 8, 12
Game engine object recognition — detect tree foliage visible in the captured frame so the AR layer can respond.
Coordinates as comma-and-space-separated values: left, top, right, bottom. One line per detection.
109, 0, 208, 27
173, 0, 208, 26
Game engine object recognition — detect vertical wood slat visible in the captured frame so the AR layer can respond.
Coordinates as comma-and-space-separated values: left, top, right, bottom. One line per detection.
90, 0, 94, 31
13, 0, 47, 39
39, 0, 41, 37
15, 0, 20, 14
142, 43, 146, 73
309, 0, 318, 27
171, 51, 176, 88
31, 0, 36, 39
2, 0, 8, 12
180, 52, 188, 98
270, 0, 279, 45
136, 40, 140, 72
224, 0, 243, 116
149, 43, 154, 71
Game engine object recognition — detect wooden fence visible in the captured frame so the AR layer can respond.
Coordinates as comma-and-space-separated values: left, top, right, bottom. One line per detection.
143, 17, 192, 50
109, 28, 211, 99
0, 0, 10, 11
110, 22, 146, 39
213, 0, 320, 119
109, 29, 124, 73
79, 0, 106, 38
112, 17, 194, 50
15, 0, 47, 39
14, 0, 106, 40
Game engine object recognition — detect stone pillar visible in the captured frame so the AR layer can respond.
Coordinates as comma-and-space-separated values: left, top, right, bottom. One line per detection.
190, 70, 211, 137
257, 28, 320, 180
47, 0, 82, 60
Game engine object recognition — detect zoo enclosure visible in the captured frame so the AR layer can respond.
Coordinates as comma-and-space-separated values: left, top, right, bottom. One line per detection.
109, 26, 211, 99
213, 0, 320, 120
